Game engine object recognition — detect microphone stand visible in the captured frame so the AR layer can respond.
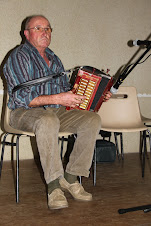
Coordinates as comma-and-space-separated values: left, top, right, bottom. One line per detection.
118, 44, 151, 214
118, 204, 151, 214
113, 43, 151, 92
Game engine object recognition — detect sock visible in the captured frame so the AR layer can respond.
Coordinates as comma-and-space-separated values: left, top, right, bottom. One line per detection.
64, 172, 77, 184
48, 178, 61, 194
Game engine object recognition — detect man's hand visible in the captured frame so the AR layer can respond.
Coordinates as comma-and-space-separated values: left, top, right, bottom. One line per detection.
103, 91, 112, 102
58, 91, 86, 108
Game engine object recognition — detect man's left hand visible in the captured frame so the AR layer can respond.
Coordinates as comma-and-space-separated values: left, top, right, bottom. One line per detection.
103, 91, 112, 102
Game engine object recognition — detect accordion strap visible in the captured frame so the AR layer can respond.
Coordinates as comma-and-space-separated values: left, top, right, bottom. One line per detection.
12, 66, 107, 94
12, 71, 68, 93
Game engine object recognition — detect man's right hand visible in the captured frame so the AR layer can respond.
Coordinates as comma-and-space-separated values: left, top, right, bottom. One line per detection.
57, 91, 86, 108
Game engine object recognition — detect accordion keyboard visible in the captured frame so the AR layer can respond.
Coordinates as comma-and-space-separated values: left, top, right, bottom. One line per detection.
76, 78, 96, 110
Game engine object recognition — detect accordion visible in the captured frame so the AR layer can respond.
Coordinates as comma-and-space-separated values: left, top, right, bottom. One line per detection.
66, 66, 113, 112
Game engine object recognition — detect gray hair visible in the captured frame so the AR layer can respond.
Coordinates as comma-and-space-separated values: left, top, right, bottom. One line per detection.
24, 15, 51, 30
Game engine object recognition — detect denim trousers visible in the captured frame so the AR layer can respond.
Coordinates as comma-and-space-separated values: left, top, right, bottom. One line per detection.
10, 106, 101, 184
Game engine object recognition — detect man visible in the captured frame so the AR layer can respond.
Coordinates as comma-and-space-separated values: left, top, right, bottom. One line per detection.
3, 15, 111, 209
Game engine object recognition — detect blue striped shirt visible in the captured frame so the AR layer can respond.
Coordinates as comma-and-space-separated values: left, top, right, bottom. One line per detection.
3, 41, 70, 109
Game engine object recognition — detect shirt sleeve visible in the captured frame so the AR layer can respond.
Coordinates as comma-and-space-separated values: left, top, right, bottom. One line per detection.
3, 50, 40, 109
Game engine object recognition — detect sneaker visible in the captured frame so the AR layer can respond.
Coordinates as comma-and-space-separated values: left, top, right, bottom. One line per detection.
59, 178, 92, 201
48, 188, 68, 209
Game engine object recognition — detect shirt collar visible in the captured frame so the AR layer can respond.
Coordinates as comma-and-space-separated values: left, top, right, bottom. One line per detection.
24, 40, 39, 53
24, 40, 54, 56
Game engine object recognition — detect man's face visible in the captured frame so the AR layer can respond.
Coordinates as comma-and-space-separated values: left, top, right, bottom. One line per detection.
24, 16, 52, 51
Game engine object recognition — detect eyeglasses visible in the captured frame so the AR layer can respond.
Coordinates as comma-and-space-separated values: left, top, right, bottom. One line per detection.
26, 26, 53, 33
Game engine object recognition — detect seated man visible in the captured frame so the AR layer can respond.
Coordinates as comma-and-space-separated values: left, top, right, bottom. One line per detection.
3, 15, 111, 210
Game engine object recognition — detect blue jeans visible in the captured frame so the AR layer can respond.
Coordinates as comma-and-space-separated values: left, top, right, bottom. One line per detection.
10, 107, 101, 184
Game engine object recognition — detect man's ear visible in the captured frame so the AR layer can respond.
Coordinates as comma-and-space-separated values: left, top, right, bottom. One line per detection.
24, 30, 29, 40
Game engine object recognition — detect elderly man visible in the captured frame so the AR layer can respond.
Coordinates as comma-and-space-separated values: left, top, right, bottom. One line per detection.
3, 15, 111, 209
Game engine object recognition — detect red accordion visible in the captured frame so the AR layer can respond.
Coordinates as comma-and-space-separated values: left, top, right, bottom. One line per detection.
66, 66, 113, 112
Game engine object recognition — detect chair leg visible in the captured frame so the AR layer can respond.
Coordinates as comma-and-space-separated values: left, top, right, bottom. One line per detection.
114, 132, 124, 160
59, 135, 71, 159
139, 131, 143, 155
60, 136, 65, 159
79, 176, 82, 184
16, 135, 20, 203
120, 133, 124, 160
0, 133, 21, 203
114, 133, 120, 160
93, 144, 97, 186
141, 129, 151, 178
142, 130, 147, 178
146, 129, 151, 153
0, 133, 9, 176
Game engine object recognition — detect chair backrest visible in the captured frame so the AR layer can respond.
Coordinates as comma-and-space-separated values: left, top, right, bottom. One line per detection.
3, 93, 34, 136
98, 86, 146, 132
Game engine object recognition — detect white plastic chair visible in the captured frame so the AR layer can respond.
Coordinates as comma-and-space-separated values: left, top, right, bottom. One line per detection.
93, 86, 151, 185
0, 94, 73, 202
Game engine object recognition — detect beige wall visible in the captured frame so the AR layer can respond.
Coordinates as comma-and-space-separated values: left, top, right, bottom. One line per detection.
0, 0, 151, 160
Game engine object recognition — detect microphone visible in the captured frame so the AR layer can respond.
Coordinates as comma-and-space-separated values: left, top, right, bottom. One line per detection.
110, 78, 122, 94
110, 38, 151, 94
133, 39, 151, 46
110, 85, 118, 94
